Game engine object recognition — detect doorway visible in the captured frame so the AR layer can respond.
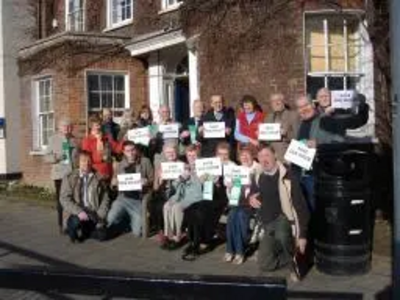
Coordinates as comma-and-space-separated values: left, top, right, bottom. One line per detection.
174, 77, 190, 123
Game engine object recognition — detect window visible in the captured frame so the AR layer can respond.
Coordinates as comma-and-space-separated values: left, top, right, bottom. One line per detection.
87, 73, 129, 120
66, 0, 85, 31
305, 13, 363, 98
108, 0, 133, 28
34, 77, 54, 149
162, 0, 183, 11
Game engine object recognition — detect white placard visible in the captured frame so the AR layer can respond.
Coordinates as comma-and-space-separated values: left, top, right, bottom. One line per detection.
284, 140, 316, 171
195, 157, 223, 177
331, 90, 355, 109
117, 173, 142, 191
127, 127, 150, 146
159, 124, 179, 139
161, 162, 185, 180
258, 123, 282, 141
203, 122, 226, 139
223, 165, 251, 185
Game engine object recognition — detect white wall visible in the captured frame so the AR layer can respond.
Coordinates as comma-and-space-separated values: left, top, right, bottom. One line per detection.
0, 0, 34, 175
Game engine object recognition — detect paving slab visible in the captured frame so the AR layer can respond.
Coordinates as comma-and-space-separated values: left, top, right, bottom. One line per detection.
0, 198, 392, 299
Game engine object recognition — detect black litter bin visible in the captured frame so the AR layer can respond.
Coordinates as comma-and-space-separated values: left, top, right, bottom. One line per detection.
313, 144, 374, 275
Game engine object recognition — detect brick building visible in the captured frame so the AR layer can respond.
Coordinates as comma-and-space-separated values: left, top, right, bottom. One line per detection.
18, 0, 375, 187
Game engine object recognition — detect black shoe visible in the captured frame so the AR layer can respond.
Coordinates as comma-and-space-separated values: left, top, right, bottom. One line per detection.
291, 251, 309, 281
182, 244, 198, 261
91, 227, 109, 241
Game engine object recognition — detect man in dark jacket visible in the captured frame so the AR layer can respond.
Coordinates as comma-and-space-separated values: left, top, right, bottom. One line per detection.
249, 145, 309, 272
294, 93, 369, 210
180, 99, 204, 147
198, 95, 236, 158
102, 108, 120, 142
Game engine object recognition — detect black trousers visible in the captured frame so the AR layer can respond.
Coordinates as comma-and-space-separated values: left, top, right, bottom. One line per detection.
184, 200, 225, 249
66, 215, 104, 242
148, 191, 167, 233
54, 180, 63, 229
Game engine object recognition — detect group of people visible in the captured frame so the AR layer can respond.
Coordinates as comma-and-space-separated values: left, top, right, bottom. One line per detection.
45, 88, 369, 279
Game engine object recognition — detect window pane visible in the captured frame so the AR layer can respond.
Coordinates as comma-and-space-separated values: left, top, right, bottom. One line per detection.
102, 92, 113, 108
114, 75, 125, 91
114, 93, 125, 108
88, 75, 99, 91
101, 75, 113, 91
88, 92, 101, 109
306, 17, 325, 72
329, 45, 345, 72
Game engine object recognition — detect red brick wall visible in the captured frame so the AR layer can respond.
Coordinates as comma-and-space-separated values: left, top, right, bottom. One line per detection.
20, 47, 147, 187
193, 0, 365, 112
194, 2, 305, 112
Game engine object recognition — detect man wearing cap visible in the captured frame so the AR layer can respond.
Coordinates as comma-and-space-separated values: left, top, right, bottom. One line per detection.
45, 118, 78, 233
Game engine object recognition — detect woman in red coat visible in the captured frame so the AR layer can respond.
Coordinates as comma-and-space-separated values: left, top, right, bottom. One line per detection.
81, 115, 121, 180
234, 95, 265, 156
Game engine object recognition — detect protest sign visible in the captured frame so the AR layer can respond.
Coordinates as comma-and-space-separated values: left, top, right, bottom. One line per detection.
161, 162, 185, 180
284, 140, 316, 170
203, 122, 226, 139
127, 127, 150, 146
258, 123, 282, 141
331, 90, 355, 109
223, 165, 251, 185
159, 124, 179, 139
195, 157, 223, 177
117, 173, 142, 191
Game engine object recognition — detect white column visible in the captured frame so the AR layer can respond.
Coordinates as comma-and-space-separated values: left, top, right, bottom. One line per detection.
188, 49, 199, 117
148, 52, 164, 123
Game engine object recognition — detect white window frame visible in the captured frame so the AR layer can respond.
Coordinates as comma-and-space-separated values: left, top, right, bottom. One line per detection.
65, 0, 85, 31
160, 0, 183, 12
106, 0, 134, 29
86, 71, 130, 122
33, 77, 55, 150
304, 11, 365, 93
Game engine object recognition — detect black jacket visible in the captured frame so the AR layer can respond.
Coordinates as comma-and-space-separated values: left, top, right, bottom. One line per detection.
198, 108, 236, 158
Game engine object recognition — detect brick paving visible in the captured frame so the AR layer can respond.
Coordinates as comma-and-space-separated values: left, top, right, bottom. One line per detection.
0, 198, 392, 300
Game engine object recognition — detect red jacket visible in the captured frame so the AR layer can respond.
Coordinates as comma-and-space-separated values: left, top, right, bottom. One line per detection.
237, 111, 265, 140
81, 134, 121, 178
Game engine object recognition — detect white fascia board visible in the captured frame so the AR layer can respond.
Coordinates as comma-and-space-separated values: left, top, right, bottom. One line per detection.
126, 31, 186, 57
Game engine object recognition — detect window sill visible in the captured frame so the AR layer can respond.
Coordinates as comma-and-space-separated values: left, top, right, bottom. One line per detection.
29, 150, 46, 156
103, 19, 133, 33
158, 3, 182, 15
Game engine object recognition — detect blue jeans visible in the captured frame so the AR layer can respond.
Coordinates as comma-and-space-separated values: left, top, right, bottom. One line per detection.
226, 207, 251, 255
107, 195, 142, 237
301, 174, 315, 212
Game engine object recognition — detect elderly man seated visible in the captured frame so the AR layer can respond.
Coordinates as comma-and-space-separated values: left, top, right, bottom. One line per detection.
60, 150, 110, 243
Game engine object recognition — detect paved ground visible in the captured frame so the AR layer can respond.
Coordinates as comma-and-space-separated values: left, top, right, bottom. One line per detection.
0, 198, 392, 300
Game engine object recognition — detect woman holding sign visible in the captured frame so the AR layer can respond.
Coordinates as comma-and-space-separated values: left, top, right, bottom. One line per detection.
162, 145, 203, 249
234, 95, 264, 156
224, 147, 260, 265
198, 95, 235, 159
150, 142, 183, 245
182, 142, 232, 261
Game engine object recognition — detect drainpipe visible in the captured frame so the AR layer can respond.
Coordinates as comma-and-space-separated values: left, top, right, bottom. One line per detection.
390, 0, 400, 298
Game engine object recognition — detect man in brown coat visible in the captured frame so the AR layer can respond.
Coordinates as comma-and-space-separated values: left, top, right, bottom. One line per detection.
265, 93, 299, 161
60, 150, 110, 243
